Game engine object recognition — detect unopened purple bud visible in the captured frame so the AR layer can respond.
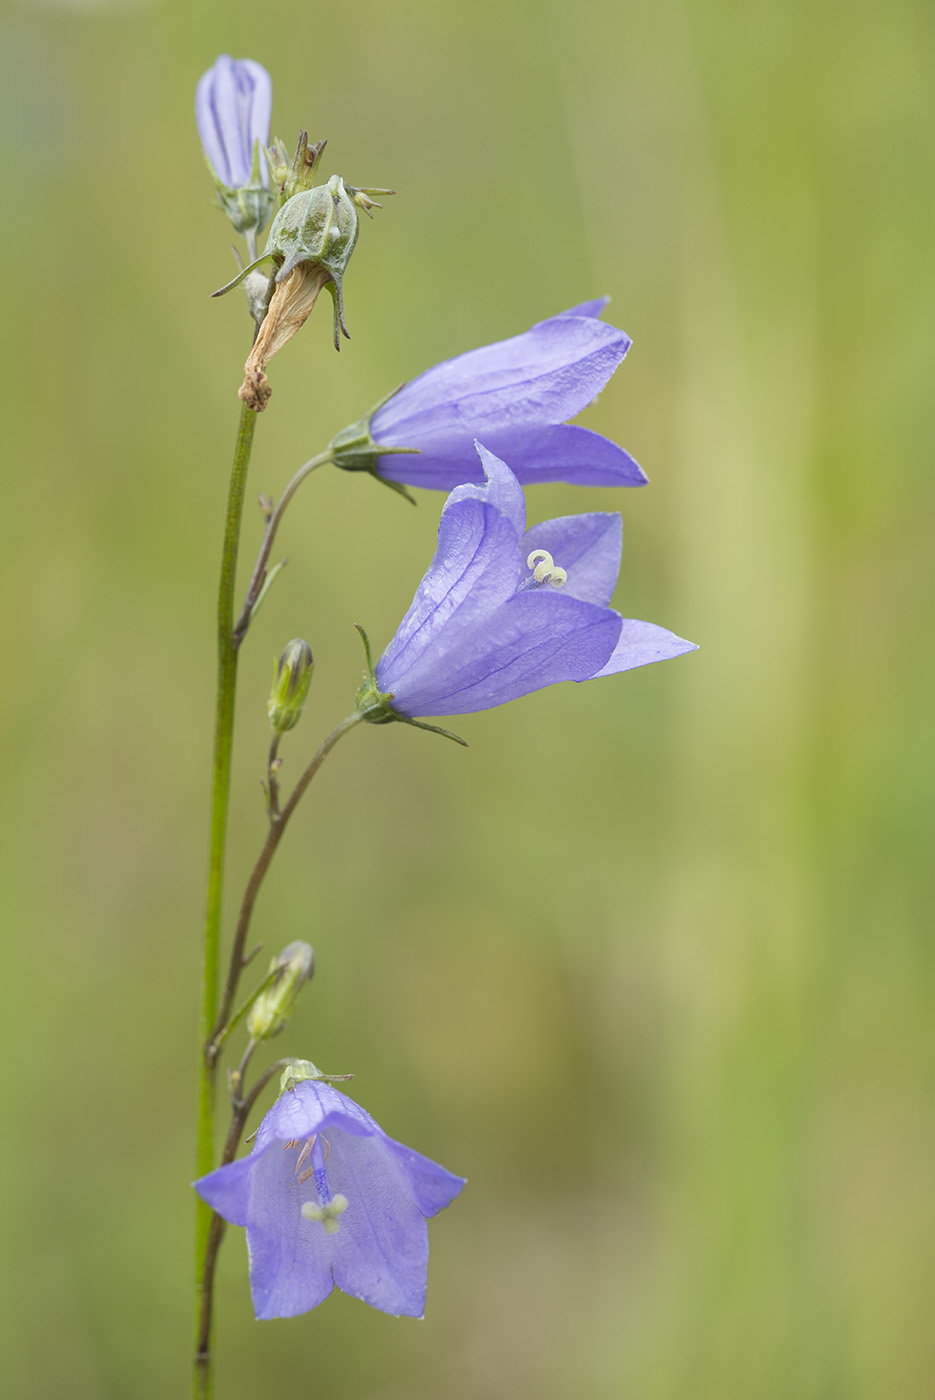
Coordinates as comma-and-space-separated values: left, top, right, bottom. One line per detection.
196, 55, 275, 235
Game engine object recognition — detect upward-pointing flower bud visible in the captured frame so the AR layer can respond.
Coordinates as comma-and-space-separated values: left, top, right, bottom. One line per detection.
247, 941, 315, 1041
268, 639, 314, 734
195, 55, 275, 238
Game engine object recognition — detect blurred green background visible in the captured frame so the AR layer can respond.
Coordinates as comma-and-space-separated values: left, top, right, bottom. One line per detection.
1, 0, 932, 1395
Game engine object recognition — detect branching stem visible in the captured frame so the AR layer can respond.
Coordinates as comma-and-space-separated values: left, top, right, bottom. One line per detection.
233, 451, 332, 645
211, 713, 362, 1048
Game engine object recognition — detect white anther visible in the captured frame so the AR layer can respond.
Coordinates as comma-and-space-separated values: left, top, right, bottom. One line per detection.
527, 549, 552, 571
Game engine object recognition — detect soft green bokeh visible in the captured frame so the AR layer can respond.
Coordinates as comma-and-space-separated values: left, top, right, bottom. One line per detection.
1, 0, 931, 1395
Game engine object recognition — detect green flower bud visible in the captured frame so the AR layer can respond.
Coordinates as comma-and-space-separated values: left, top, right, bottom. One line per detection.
247, 941, 315, 1041
268, 639, 314, 733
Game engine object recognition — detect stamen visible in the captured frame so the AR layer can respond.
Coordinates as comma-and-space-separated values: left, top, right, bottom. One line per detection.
294, 1136, 316, 1175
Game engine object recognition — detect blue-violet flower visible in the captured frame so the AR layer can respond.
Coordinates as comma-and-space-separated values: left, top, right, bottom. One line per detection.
329, 300, 649, 491
194, 1080, 465, 1319
196, 54, 272, 190
361, 444, 696, 719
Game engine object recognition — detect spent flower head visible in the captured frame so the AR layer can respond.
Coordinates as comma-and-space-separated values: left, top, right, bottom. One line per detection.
194, 1080, 464, 1319
213, 173, 387, 410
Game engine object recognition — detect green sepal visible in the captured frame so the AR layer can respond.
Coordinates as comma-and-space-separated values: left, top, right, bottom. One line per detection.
280, 1060, 355, 1095
211, 251, 279, 298
205, 141, 276, 238
266, 131, 328, 207
329, 388, 421, 502
353, 625, 467, 746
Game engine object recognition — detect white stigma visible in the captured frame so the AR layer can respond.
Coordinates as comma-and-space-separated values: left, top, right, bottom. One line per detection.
526, 548, 567, 588
302, 1193, 349, 1234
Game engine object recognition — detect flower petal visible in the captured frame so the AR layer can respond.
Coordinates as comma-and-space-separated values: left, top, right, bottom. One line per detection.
326, 1132, 434, 1317
552, 296, 610, 319
589, 618, 698, 677
387, 591, 622, 716
195, 55, 271, 188
385, 1139, 467, 1217
246, 1140, 336, 1319
254, 1080, 380, 1152
373, 314, 631, 446
377, 498, 521, 692
446, 442, 526, 535
378, 422, 646, 490
522, 512, 623, 607
194, 1154, 255, 1228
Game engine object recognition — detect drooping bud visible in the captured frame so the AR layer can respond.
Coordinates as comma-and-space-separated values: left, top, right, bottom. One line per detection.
247, 941, 315, 1041
267, 638, 314, 734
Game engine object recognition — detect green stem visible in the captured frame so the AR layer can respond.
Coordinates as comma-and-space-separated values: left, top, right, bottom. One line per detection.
194, 399, 257, 1400
211, 713, 362, 1044
233, 451, 332, 645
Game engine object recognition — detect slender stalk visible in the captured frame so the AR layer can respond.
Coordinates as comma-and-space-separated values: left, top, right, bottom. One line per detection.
194, 399, 257, 1400
233, 451, 332, 645
211, 713, 362, 1047
267, 734, 282, 818
195, 1058, 294, 1398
